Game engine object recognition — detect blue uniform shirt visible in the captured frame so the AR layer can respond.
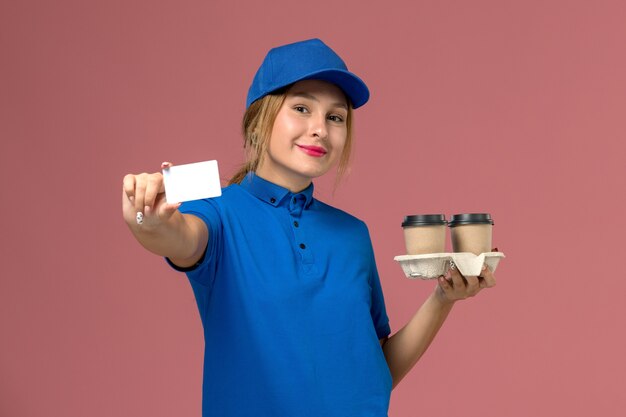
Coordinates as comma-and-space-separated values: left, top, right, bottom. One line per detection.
167, 173, 392, 417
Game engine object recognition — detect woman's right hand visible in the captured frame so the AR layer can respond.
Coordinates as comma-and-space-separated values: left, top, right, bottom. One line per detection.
122, 162, 181, 231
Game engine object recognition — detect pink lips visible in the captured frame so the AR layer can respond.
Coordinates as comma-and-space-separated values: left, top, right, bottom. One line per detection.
297, 144, 327, 157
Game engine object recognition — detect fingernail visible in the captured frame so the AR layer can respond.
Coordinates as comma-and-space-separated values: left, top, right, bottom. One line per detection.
144, 205, 150, 214
161, 162, 171, 168
482, 265, 487, 271
129, 196, 134, 202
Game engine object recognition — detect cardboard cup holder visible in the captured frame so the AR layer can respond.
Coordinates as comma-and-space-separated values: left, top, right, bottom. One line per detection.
394, 252, 505, 280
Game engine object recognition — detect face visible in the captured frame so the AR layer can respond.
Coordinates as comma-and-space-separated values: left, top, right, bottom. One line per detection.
256, 79, 349, 192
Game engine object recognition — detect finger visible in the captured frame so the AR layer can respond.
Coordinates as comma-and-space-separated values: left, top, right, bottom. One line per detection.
134, 174, 147, 214
152, 192, 179, 217
478, 276, 488, 289
479, 265, 497, 288
449, 266, 466, 289
143, 173, 164, 211
438, 276, 453, 294
465, 275, 481, 296
161, 201, 182, 220
121, 189, 134, 220
122, 174, 137, 202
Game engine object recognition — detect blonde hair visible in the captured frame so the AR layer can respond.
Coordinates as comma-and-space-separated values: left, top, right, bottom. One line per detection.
228, 88, 354, 187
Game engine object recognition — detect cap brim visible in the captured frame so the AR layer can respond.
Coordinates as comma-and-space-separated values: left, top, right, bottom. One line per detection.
299, 69, 370, 109
252, 69, 370, 109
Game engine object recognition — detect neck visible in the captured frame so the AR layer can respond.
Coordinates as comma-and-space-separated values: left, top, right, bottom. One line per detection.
254, 169, 311, 193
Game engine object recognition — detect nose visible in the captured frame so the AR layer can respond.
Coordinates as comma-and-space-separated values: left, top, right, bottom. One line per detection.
309, 113, 328, 140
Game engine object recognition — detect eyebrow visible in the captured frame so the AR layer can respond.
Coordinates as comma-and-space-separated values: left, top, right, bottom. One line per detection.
290, 92, 349, 110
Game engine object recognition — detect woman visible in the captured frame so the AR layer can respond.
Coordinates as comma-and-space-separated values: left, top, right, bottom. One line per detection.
122, 38, 496, 417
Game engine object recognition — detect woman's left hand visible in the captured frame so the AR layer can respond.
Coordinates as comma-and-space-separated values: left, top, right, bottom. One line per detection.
435, 264, 496, 303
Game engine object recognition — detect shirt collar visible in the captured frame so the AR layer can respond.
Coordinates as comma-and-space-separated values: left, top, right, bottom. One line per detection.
240, 172, 314, 209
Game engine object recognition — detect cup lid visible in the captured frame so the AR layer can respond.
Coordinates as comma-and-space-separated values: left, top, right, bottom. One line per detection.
402, 214, 447, 227
448, 213, 494, 227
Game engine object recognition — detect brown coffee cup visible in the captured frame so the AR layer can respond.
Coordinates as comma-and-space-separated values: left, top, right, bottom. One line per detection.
448, 213, 494, 255
402, 214, 447, 255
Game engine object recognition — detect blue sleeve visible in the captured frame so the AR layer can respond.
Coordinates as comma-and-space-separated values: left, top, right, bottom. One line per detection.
363, 223, 391, 340
370, 260, 391, 339
165, 197, 223, 289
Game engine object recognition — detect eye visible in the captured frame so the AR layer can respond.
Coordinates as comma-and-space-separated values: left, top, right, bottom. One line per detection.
293, 105, 309, 113
328, 114, 345, 123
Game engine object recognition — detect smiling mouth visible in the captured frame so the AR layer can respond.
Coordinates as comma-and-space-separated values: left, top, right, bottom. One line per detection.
296, 144, 327, 157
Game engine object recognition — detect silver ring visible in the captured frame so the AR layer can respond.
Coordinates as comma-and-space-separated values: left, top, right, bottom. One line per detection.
136, 211, 144, 225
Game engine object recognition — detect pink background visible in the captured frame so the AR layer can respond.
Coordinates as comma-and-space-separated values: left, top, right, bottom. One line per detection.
2, 1, 625, 416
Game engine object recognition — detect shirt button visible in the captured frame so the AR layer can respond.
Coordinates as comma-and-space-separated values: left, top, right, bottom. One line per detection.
299, 243, 306, 249
293, 221, 299, 227
270, 197, 276, 204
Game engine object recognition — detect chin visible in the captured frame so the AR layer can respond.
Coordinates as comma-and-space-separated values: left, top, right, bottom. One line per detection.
298, 166, 332, 180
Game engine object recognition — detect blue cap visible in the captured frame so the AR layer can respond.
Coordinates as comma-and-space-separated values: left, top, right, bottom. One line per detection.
246, 38, 370, 109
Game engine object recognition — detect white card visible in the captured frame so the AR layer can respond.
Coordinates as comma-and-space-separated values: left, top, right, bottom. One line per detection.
162, 160, 222, 203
